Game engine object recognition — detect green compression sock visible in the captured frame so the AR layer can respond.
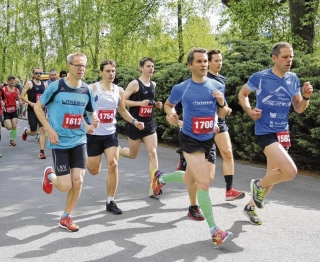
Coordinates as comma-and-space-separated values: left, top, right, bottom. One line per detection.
10, 129, 16, 140
197, 190, 216, 228
161, 170, 184, 184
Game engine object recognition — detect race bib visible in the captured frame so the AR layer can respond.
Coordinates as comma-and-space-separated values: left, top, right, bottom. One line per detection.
6, 106, 16, 113
277, 130, 291, 148
192, 116, 214, 134
62, 114, 82, 129
36, 93, 41, 101
139, 105, 153, 117
98, 109, 114, 123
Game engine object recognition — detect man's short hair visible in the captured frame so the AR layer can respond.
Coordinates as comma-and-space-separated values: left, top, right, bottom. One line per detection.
100, 59, 116, 71
49, 69, 57, 73
32, 68, 41, 73
59, 70, 67, 77
271, 42, 292, 57
66, 52, 87, 64
187, 48, 207, 64
139, 57, 154, 67
207, 49, 221, 61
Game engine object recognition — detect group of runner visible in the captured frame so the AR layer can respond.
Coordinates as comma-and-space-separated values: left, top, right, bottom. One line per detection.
1, 41, 313, 246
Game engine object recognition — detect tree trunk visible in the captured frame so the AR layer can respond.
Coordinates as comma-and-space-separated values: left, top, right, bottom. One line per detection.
35, 0, 46, 71
288, 0, 319, 54
56, 0, 68, 64
177, 0, 184, 63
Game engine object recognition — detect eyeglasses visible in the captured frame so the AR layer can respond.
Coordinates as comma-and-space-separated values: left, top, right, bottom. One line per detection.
34, 72, 43, 75
70, 63, 87, 69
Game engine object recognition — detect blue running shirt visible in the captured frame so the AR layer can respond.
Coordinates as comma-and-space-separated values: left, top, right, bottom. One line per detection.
168, 78, 224, 141
39, 78, 95, 149
246, 68, 300, 135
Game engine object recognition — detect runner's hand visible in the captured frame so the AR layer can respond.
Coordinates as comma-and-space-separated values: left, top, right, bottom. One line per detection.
47, 127, 60, 145
248, 108, 262, 121
155, 101, 163, 109
134, 121, 145, 130
166, 113, 179, 126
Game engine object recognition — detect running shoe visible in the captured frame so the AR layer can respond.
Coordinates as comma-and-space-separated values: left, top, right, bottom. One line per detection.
250, 179, 266, 209
226, 187, 245, 201
22, 127, 28, 141
59, 216, 79, 232
212, 227, 233, 245
106, 201, 122, 215
35, 133, 40, 142
149, 187, 162, 198
151, 169, 164, 196
0, 150, 2, 157
188, 205, 205, 221
42, 166, 54, 194
38, 152, 46, 159
9, 140, 16, 146
176, 158, 186, 171
243, 205, 262, 225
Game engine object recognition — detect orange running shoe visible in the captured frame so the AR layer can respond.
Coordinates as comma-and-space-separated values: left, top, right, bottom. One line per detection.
42, 166, 54, 194
59, 216, 79, 232
151, 169, 164, 196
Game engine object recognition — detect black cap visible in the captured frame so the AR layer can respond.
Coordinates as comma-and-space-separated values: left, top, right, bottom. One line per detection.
7, 75, 15, 80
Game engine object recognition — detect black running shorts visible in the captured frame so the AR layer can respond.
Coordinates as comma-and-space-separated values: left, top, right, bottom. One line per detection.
125, 119, 157, 140
52, 144, 87, 176
86, 133, 118, 157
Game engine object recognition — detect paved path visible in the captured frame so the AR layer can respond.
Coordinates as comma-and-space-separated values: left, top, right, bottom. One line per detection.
0, 120, 319, 261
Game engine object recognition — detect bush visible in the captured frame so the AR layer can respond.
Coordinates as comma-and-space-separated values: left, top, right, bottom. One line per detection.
115, 40, 320, 170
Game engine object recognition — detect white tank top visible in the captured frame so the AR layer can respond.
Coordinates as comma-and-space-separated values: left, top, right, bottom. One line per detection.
92, 82, 120, 136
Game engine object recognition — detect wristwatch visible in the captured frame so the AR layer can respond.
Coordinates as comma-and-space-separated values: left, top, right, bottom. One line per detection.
218, 101, 226, 108
132, 118, 137, 125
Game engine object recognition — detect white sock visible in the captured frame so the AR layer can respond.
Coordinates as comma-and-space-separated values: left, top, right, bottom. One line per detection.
107, 196, 115, 203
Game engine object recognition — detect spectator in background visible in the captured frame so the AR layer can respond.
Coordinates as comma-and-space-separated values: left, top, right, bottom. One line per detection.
59, 70, 68, 78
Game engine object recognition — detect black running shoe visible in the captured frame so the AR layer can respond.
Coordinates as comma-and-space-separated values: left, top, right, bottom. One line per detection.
188, 205, 205, 221
106, 201, 122, 215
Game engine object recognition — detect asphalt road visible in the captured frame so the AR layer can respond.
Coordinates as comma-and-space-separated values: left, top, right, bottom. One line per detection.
0, 120, 319, 262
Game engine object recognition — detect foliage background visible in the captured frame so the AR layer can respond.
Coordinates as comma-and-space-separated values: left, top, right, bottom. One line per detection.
1, 0, 320, 170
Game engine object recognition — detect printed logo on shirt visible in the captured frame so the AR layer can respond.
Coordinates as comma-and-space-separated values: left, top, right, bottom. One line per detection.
193, 101, 214, 106
62, 100, 86, 106
261, 86, 291, 107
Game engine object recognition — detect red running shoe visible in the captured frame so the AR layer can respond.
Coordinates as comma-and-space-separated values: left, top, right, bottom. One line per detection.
9, 140, 16, 146
226, 187, 245, 201
22, 127, 28, 141
212, 227, 233, 245
42, 166, 54, 194
59, 216, 79, 232
38, 152, 46, 159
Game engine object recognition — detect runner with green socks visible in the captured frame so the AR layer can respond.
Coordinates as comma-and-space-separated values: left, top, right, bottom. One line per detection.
152, 48, 233, 246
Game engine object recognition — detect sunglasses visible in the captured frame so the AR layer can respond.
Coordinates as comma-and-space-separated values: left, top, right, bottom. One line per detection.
34, 72, 43, 75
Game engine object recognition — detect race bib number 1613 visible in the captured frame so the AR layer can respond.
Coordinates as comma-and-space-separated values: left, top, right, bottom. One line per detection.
62, 114, 82, 129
